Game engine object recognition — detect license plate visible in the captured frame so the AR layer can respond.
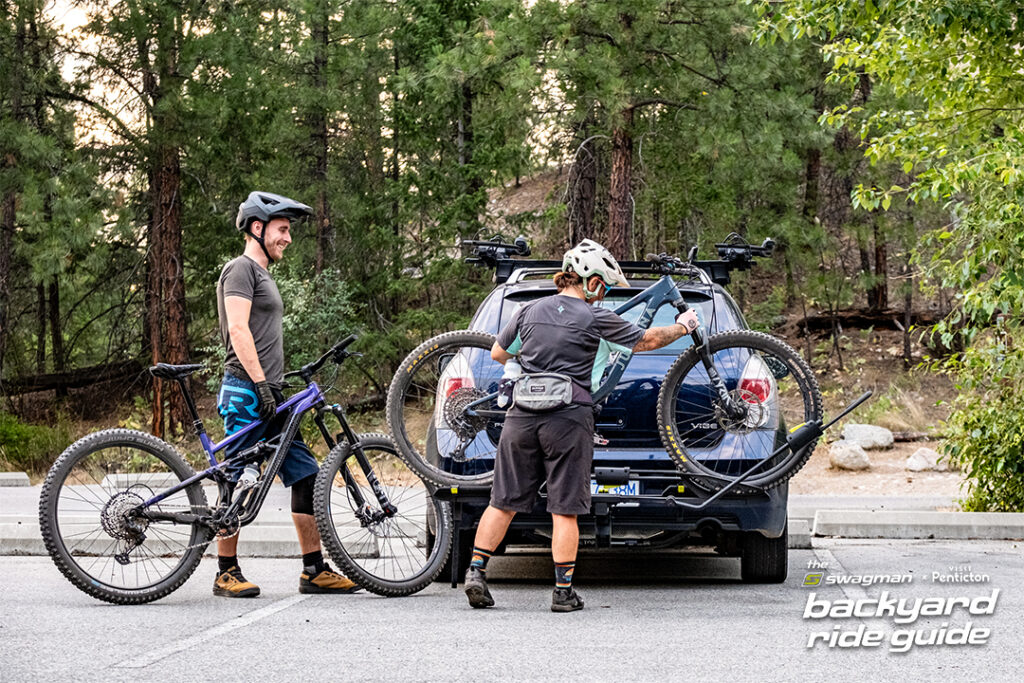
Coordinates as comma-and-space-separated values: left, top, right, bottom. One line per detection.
590, 480, 639, 496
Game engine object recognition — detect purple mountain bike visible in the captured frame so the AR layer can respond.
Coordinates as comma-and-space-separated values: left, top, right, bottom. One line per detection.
39, 336, 452, 603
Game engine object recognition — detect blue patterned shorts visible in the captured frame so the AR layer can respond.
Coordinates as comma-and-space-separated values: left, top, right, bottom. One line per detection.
217, 373, 319, 487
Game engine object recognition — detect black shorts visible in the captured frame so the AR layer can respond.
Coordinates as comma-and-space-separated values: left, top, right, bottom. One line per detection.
490, 405, 595, 516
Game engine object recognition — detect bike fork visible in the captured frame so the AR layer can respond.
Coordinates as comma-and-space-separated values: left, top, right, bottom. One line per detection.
318, 406, 398, 519
674, 300, 746, 421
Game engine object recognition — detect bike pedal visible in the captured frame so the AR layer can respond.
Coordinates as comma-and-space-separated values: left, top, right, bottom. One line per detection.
592, 433, 609, 446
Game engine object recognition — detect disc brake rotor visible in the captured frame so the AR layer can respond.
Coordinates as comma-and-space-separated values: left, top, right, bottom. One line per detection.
715, 389, 769, 434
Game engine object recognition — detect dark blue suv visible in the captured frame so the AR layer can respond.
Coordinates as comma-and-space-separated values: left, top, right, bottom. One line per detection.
440, 246, 789, 584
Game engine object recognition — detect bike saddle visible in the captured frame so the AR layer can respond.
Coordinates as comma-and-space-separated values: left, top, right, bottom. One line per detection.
149, 363, 205, 380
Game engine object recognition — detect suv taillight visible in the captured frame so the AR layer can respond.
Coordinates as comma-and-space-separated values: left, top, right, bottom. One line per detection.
738, 354, 776, 428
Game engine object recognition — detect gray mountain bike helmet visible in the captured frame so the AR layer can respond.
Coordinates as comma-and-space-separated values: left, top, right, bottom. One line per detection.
235, 191, 313, 263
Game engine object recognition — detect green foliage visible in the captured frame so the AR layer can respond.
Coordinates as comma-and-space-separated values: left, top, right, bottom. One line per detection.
747, 285, 787, 332
758, 0, 1024, 509
941, 336, 1024, 511
0, 412, 73, 473
277, 268, 355, 370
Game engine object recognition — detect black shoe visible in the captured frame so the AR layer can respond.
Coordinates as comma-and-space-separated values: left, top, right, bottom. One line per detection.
551, 587, 584, 612
464, 567, 494, 608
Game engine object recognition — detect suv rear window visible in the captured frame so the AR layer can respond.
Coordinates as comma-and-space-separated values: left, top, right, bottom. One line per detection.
498, 291, 740, 354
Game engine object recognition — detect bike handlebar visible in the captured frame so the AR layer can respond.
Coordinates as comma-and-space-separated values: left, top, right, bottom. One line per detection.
283, 334, 359, 383
461, 235, 531, 259
646, 235, 775, 275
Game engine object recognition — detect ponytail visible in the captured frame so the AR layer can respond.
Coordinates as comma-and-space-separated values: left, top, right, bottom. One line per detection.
553, 270, 582, 291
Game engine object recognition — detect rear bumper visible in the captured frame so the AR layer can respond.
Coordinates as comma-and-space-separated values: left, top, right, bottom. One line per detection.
440, 476, 788, 549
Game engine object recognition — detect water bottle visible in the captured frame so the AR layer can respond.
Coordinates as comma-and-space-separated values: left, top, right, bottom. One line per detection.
237, 463, 260, 490
497, 359, 522, 409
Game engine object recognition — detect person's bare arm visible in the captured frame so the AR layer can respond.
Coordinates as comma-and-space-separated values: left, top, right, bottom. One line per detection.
224, 296, 266, 382
491, 341, 513, 365
632, 309, 700, 353
632, 326, 688, 353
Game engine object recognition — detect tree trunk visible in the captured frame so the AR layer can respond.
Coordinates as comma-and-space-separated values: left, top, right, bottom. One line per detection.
869, 219, 888, 312
857, 236, 872, 309
47, 277, 66, 398
146, 163, 164, 438
310, 0, 332, 274
903, 258, 913, 368
156, 144, 188, 434
456, 83, 481, 237
606, 106, 634, 260
0, 4, 26, 382
567, 108, 599, 245
36, 282, 46, 373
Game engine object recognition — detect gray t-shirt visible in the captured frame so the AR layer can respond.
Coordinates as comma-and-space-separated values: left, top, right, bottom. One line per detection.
217, 255, 285, 387
496, 294, 644, 405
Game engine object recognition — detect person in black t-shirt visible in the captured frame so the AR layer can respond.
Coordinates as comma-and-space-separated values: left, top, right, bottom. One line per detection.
463, 240, 701, 612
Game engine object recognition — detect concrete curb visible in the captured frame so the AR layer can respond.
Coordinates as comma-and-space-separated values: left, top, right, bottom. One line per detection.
788, 519, 812, 549
0, 521, 378, 558
0, 472, 30, 487
813, 510, 1024, 540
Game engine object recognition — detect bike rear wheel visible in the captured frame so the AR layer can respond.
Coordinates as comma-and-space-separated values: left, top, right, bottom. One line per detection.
38, 429, 211, 604
386, 330, 502, 487
313, 433, 453, 596
657, 330, 822, 491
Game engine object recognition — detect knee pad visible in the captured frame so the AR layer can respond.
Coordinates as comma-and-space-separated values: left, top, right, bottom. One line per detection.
291, 474, 316, 515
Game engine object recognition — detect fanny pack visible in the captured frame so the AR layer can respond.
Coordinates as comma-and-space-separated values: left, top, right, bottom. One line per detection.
511, 372, 574, 413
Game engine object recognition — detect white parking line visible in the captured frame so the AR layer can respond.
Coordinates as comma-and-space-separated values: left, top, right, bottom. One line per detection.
813, 547, 888, 632
115, 594, 309, 669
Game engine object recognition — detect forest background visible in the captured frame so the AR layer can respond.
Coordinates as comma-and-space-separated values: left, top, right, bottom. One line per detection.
1, 0, 1022, 510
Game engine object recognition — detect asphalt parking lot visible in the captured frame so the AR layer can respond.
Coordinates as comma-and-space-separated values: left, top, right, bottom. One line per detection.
2, 539, 1019, 682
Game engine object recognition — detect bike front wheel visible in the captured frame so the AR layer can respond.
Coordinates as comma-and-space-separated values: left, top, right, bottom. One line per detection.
313, 433, 453, 596
657, 330, 822, 491
38, 429, 211, 604
386, 330, 503, 487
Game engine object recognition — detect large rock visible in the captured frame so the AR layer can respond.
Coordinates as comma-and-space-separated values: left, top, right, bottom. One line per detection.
829, 440, 871, 471
841, 423, 894, 450
905, 446, 955, 472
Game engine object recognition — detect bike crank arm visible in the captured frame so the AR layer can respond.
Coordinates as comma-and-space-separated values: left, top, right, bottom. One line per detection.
673, 391, 873, 510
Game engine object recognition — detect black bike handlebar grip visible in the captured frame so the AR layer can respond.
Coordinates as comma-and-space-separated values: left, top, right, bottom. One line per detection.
513, 235, 531, 256
334, 334, 358, 352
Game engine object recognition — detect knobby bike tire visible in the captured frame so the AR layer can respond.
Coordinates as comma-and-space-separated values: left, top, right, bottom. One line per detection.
656, 330, 823, 491
386, 330, 500, 487
39, 429, 211, 604
313, 433, 453, 596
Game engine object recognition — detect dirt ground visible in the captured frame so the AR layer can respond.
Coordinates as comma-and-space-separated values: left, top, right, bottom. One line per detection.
789, 439, 965, 498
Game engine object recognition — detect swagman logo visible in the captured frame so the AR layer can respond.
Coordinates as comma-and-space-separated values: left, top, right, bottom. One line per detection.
803, 572, 823, 587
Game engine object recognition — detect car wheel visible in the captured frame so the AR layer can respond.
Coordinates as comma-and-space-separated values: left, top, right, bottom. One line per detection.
740, 523, 788, 583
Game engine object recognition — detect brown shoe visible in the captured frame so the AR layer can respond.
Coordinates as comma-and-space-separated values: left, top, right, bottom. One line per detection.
299, 564, 362, 594
213, 566, 261, 598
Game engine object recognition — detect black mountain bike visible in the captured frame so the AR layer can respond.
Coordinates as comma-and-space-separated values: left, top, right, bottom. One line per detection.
387, 240, 843, 494
39, 336, 452, 603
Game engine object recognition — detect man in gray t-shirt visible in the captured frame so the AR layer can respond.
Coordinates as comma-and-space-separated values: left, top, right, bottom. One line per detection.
211, 191, 360, 599
217, 255, 285, 388
463, 239, 701, 613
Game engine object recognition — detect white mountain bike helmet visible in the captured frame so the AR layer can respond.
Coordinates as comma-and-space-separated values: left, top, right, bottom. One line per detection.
562, 239, 628, 300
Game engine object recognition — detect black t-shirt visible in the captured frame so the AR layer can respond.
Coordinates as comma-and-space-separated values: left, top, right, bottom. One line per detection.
496, 294, 644, 405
